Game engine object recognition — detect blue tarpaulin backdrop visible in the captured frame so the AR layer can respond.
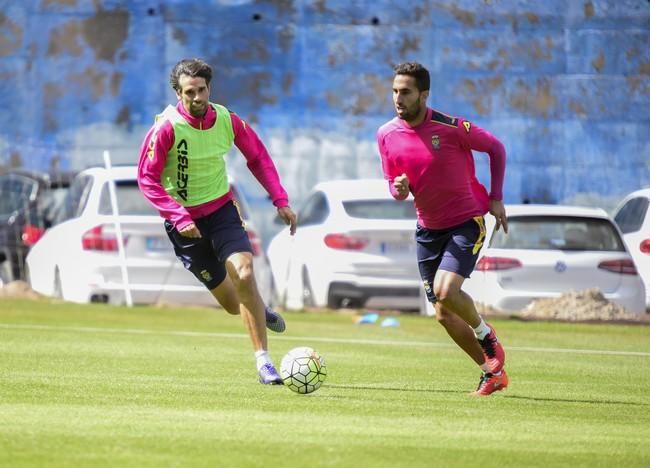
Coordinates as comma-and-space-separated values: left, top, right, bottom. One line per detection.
0, 0, 648, 221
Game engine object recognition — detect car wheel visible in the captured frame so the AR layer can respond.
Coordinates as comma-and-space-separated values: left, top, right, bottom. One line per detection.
301, 266, 315, 308
326, 294, 341, 309
53, 267, 63, 299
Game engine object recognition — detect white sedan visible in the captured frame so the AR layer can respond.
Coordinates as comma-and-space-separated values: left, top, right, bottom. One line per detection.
462, 204, 646, 314
26, 165, 271, 306
613, 188, 650, 308
267, 179, 421, 311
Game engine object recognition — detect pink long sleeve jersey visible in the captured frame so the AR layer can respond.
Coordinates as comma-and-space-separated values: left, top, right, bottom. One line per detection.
377, 108, 506, 230
138, 102, 289, 231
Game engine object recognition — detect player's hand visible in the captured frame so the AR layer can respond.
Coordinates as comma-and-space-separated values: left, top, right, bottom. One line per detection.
489, 200, 508, 234
393, 173, 410, 198
179, 223, 202, 238
278, 206, 297, 236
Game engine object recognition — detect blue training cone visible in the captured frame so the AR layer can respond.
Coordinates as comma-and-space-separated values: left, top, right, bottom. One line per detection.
355, 312, 379, 324
380, 317, 400, 327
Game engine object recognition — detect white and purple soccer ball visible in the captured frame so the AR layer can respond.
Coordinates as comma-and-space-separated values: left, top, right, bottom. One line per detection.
280, 346, 327, 394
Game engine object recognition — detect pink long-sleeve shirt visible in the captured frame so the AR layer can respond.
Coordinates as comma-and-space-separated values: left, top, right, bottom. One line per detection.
377, 108, 506, 230
138, 102, 289, 231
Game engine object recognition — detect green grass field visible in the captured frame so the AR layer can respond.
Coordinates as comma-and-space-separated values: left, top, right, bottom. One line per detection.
1, 299, 649, 467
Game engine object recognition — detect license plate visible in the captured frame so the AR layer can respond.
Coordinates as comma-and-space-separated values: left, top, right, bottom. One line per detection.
380, 241, 411, 254
145, 236, 169, 251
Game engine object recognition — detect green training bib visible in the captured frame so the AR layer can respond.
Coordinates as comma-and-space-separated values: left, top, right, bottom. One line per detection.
158, 103, 234, 206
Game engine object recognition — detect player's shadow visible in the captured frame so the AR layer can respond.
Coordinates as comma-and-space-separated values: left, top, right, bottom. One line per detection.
328, 384, 468, 395
329, 384, 650, 407
502, 394, 650, 407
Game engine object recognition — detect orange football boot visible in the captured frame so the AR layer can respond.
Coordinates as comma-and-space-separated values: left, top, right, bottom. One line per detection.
472, 370, 509, 396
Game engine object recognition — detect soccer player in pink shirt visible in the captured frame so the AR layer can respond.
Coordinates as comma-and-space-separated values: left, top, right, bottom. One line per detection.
138, 58, 297, 385
377, 62, 509, 396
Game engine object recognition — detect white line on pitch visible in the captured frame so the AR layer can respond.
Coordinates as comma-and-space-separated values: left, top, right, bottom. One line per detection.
1, 323, 649, 357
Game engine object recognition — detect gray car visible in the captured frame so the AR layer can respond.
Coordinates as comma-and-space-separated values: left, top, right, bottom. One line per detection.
0, 169, 75, 284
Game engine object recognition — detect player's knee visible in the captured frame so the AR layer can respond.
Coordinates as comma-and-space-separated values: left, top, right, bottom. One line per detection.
231, 262, 255, 290
434, 284, 455, 304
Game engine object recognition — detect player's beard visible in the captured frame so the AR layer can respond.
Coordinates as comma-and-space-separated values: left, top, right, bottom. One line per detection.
396, 102, 423, 123
190, 101, 207, 117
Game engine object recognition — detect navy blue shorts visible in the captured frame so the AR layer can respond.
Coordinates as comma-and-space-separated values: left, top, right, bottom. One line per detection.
164, 200, 252, 290
416, 216, 486, 303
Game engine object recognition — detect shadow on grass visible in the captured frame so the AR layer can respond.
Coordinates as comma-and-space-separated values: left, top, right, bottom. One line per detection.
327, 384, 466, 395
328, 384, 650, 406
503, 394, 650, 406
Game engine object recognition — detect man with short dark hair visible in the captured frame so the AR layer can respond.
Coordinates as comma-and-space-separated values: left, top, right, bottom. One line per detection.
138, 58, 297, 385
377, 62, 509, 396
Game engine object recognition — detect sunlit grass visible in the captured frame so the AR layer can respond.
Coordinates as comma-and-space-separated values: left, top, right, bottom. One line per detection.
1, 299, 649, 467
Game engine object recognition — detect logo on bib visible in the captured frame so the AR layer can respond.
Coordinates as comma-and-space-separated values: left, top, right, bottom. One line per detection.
176, 139, 189, 201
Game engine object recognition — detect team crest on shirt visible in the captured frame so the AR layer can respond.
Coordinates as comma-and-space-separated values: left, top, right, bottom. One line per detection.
200, 270, 212, 282
431, 135, 440, 149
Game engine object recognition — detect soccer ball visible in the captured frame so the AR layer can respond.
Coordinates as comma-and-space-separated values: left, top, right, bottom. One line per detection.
280, 346, 327, 394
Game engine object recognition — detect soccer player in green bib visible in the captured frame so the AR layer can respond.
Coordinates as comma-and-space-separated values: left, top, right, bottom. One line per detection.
138, 58, 297, 385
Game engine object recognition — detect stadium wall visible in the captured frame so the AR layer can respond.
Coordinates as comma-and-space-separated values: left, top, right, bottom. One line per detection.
0, 0, 648, 216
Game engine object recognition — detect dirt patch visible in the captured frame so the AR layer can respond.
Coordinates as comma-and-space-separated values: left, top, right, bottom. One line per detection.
0, 281, 44, 301
478, 288, 649, 324
519, 289, 648, 323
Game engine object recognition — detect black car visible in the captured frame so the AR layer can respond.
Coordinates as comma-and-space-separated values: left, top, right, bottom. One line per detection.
0, 169, 76, 283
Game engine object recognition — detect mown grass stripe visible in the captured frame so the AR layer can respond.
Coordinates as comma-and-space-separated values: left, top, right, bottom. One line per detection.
2, 322, 649, 357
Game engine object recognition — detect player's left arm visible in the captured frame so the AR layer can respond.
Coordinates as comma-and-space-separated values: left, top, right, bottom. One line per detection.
460, 119, 508, 232
231, 112, 297, 234
376, 131, 409, 200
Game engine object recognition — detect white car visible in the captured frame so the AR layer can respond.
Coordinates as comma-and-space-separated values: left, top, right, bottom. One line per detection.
462, 204, 646, 314
26, 165, 271, 306
267, 179, 420, 311
612, 188, 650, 308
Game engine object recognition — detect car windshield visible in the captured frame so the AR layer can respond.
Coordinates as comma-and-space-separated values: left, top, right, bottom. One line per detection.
490, 215, 626, 252
98, 181, 157, 215
0, 174, 38, 216
342, 200, 416, 220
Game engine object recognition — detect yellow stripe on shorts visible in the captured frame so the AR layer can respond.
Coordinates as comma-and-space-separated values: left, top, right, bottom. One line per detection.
472, 216, 486, 255
232, 199, 247, 230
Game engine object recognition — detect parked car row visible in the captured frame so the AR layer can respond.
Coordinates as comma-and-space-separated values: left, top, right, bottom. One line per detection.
4, 166, 647, 315
267, 179, 648, 315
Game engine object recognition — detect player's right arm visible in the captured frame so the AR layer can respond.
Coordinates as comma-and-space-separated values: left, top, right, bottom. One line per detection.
230, 111, 296, 235
376, 130, 409, 200
457, 119, 508, 233
137, 121, 195, 232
